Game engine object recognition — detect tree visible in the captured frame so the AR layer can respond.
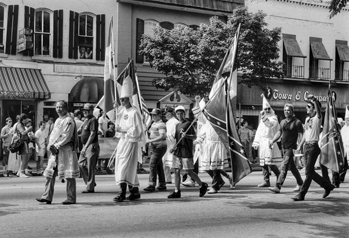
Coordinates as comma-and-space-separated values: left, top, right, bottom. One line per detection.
329, 0, 347, 18
140, 7, 283, 96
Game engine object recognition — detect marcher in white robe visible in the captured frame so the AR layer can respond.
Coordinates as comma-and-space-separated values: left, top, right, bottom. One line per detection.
252, 96, 282, 187
339, 106, 349, 182
113, 76, 144, 202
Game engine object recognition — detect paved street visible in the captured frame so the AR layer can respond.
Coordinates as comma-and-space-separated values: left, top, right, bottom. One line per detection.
0, 168, 348, 238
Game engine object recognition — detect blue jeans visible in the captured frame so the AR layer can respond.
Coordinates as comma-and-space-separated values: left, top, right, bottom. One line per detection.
299, 143, 332, 197
276, 148, 303, 188
149, 144, 167, 186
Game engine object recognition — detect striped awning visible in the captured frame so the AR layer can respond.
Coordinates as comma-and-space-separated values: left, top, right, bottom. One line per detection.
0, 67, 50, 100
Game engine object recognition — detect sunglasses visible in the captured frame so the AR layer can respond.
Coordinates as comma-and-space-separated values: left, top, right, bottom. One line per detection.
120, 98, 127, 102
306, 105, 312, 109
264, 108, 271, 111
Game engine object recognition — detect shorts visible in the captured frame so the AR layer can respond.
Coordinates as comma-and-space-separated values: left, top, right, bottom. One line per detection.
171, 156, 194, 172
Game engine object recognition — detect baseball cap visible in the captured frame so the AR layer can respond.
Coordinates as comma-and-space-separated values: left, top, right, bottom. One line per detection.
175, 105, 185, 112
81, 103, 94, 111
150, 108, 162, 115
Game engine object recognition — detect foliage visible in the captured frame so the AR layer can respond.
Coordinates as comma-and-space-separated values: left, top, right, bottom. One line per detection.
329, 0, 347, 18
140, 7, 283, 96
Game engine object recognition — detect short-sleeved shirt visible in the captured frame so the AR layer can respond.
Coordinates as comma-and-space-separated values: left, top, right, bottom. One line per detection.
304, 115, 321, 142
280, 117, 303, 149
149, 120, 166, 145
1, 126, 13, 147
81, 116, 98, 145
175, 120, 195, 158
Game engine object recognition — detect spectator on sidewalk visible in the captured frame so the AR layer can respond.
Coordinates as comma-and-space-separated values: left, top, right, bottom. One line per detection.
1, 117, 13, 176
34, 121, 46, 175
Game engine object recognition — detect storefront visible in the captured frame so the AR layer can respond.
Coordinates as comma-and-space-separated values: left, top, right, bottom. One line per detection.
157, 90, 193, 119
237, 78, 349, 128
0, 67, 51, 129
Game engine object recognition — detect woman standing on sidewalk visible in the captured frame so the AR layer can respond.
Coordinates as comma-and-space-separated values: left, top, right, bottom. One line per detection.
15, 113, 32, 178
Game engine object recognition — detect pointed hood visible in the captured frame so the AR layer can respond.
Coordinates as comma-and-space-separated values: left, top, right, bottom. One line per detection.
120, 75, 133, 98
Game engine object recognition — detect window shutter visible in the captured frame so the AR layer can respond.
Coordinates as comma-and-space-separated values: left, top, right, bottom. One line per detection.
23, 6, 35, 56
96, 14, 106, 61
53, 10, 63, 58
136, 18, 144, 64
5, 5, 19, 55
69, 11, 79, 59
160, 21, 174, 30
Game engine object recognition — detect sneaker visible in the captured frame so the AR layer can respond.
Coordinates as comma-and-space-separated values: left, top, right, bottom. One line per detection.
207, 187, 217, 194
143, 185, 155, 192
257, 181, 270, 187
199, 183, 208, 197
19, 173, 29, 178
293, 184, 301, 192
182, 180, 195, 187
156, 185, 167, 191
168, 190, 181, 198
323, 184, 335, 199
292, 194, 304, 201
268, 186, 280, 193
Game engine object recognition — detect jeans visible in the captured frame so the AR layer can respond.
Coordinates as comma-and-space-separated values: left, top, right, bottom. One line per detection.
149, 144, 167, 186
299, 143, 332, 197
262, 165, 280, 182
79, 142, 100, 191
206, 169, 224, 190
276, 148, 303, 188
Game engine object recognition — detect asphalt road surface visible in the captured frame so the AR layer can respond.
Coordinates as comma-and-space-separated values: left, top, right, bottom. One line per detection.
1, 169, 348, 238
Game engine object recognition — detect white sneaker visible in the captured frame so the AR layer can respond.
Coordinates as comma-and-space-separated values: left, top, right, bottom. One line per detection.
229, 177, 236, 189
182, 180, 195, 187
207, 187, 217, 194
293, 185, 301, 192
19, 173, 29, 178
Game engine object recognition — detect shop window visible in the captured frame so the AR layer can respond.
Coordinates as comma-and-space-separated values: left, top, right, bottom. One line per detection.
309, 37, 332, 80
0, 5, 5, 53
34, 9, 52, 56
69, 11, 105, 60
335, 40, 349, 81
4, 5, 19, 55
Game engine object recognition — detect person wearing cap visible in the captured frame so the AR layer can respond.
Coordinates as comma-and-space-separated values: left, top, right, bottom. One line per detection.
168, 105, 208, 198
292, 96, 335, 201
268, 103, 304, 194
113, 75, 144, 202
78, 103, 100, 193
163, 106, 179, 184
252, 95, 281, 188
143, 108, 167, 192
36, 100, 80, 205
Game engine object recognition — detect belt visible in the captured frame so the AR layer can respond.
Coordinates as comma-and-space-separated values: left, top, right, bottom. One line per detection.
305, 141, 318, 145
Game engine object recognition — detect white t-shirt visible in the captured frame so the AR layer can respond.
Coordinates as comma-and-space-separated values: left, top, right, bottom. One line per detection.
98, 116, 109, 135
35, 129, 46, 150
304, 115, 321, 142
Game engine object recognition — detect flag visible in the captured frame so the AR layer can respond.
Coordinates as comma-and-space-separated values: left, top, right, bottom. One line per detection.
94, 18, 118, 120
320, 84, 346, 173
203, 24, 252, 184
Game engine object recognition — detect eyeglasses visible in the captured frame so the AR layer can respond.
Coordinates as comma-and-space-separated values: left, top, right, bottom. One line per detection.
264, 108, 271, 111
306, 105, 312, 109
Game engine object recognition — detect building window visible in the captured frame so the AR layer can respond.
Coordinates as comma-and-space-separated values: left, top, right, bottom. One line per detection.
78, 14, 93, 59
34, 10, 52, 56
0, 5, 5, 53
144, 20, 159, 37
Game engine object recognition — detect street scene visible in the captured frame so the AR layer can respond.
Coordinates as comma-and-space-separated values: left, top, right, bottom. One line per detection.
1, 0, 349, 238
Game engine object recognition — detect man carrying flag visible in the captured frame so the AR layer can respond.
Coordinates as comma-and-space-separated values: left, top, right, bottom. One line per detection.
203, 24, 252, 185
293, 95, 335, 201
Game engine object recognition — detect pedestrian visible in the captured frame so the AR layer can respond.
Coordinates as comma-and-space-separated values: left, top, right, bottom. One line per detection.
268, 104, 304, 194
143, 108, 167, 192
1, 117, 13, 176
252, 96, 282, 187
113, 79, 144, 202
14, 113, 32, 178
167, 105, 208, 198
36, 100, 80, 205
7, 115, 20, 175
26, 119, 36, 174
105, 122, 116, 138
292, 96, 335, 201
78, 103, 100, 193
163, 107, 179, 184
34, 121, 46, 175
239, 121, 252, 163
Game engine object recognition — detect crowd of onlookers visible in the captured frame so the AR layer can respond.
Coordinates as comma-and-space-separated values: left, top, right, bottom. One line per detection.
0, 107, 117, 178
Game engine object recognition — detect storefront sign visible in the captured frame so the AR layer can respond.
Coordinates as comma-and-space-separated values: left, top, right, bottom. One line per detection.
272, 89, 329, 102
54, 64, 104, 75
0, 91, 33, 99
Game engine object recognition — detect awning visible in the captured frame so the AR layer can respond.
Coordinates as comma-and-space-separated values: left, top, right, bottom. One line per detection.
336, 44, 349, 62
283, 38, 306, 58
69, 77, 104, 103
310, 42, 332, 61
0, 67, 51, 99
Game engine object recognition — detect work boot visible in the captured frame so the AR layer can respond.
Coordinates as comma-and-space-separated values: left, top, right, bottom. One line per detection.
114, 183, 127, 202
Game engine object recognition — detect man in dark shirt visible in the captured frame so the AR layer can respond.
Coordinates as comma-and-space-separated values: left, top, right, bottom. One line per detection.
78, 103, 100, 193
268, 104, 304, 193
168, 106, 208, 198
